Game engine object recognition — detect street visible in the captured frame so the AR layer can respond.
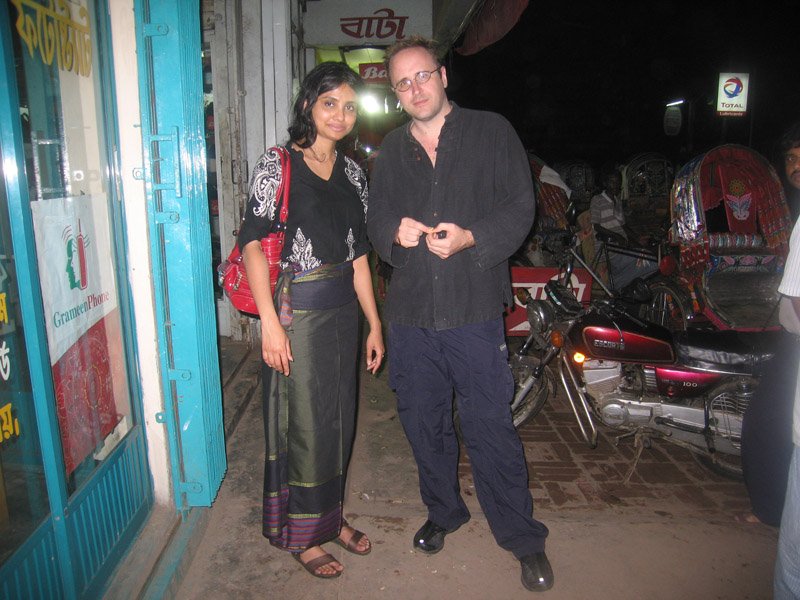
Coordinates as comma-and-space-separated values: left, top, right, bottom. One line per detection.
175, 342, 777, 599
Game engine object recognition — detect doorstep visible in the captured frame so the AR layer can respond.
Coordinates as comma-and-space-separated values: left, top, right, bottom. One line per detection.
102, 340, 260, 599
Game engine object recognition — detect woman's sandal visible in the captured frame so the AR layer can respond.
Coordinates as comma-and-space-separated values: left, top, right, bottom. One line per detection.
334, 524, 372, 556
292, 551, 342, 579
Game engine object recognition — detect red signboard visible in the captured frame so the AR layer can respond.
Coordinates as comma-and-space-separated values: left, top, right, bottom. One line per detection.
359, 62, 388, 84
504, 266, 592, 335
53, 313, 123, 474
341, 8, 408, 41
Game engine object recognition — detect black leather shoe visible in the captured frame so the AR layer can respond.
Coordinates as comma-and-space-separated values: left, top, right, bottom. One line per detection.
520, 552, 554, 592
412, 520, 457, 554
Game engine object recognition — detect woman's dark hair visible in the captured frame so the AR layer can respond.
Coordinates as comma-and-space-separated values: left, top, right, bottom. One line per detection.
287, 62, 364, 148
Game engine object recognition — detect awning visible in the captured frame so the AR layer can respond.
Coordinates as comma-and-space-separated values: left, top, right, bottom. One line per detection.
456, 0, 529, 56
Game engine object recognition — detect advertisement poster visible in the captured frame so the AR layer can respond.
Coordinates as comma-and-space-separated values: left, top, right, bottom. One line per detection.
504, 267, 592, 335
31, 194, 126, 474
716, 72, 749, 117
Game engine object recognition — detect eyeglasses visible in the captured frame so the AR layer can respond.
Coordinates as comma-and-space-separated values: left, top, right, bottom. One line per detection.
391, 67, 442, 92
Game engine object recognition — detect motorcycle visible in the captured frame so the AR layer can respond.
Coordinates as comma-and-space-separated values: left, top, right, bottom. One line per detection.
511, 225, 777, 480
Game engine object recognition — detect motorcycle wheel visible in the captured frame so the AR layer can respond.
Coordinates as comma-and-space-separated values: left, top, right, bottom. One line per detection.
510, 356, 554, 428
691, 378, 751, 480
694, 452, 743, 480
641, 277, 690, 331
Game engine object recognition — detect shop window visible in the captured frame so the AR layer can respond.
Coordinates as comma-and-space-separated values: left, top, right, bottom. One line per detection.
9, 0, 135, 495
0, 148, 50, 566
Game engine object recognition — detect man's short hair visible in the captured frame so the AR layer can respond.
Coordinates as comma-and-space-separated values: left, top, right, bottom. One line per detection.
779, 121, 800, 155
601, 168, 621, 185
383, 35, 443, 72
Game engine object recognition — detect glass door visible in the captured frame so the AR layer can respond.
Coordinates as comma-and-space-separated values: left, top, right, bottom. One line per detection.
0, 1, 152, 596
0, 143, 50, 568
10, 0, 135, 495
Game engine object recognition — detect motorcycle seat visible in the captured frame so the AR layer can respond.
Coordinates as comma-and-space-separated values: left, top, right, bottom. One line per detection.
673, 330, 777, 374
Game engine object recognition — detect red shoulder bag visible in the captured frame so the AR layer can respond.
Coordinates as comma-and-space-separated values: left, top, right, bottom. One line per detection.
218, 147, 291, 316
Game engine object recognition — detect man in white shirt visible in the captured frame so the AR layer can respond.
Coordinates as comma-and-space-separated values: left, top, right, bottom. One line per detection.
774, 127, 800, 599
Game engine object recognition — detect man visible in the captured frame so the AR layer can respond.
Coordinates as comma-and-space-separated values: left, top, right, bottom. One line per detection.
367, 36, 552, 593
589, 170, 657, 290
780, 121, 800, 220
773, 124, 800, 599
742, 124, 800, 528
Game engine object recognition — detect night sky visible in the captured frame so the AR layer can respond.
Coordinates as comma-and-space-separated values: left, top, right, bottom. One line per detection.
446, 0, 799, 171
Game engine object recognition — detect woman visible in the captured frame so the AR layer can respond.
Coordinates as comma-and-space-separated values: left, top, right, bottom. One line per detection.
238, 62, 384, 579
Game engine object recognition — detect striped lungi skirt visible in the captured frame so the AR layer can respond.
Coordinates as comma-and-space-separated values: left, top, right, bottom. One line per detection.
261, 262, 358, 551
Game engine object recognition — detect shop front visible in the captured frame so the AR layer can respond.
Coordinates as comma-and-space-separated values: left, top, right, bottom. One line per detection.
0, 0, 226, 596
0, 0, 152, 596
0, 0, 502, 595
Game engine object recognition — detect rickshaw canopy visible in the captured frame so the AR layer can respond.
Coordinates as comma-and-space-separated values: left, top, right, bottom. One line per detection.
670, 144, 791, 259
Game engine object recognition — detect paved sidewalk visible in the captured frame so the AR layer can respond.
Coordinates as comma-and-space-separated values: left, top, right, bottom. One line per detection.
175, 346, 778, 600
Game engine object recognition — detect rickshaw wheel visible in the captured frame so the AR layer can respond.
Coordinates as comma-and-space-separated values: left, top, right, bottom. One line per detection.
641, 278, 690, 331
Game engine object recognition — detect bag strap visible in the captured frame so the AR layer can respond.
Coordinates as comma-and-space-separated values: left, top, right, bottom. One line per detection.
274, 146, 291, 229
236, 146, 292, 237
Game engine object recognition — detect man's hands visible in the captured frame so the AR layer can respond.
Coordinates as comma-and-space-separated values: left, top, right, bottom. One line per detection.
425, 223, 475, 259
395, 217, 432, 247
394, 218, 474, 259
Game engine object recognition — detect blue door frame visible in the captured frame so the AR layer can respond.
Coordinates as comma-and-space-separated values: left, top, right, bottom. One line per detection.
134, 0, 227, 510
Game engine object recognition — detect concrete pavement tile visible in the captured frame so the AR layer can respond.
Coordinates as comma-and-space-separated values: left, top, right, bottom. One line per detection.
176, 347, 779, 599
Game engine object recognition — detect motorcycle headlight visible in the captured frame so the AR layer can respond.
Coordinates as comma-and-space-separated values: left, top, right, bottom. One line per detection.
526, 299, 554, 335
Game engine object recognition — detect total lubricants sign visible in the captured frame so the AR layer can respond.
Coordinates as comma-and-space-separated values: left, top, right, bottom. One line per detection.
716, 73, 749, 117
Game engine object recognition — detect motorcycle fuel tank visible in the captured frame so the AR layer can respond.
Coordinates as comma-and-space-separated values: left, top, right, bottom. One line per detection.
571, 311, 675, 364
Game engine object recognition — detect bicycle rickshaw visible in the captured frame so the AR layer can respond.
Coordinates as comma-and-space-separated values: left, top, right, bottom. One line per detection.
505, 155, 592, 336
644, 144, 793, 331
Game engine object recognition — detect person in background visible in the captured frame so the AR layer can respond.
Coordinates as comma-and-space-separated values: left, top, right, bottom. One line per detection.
742, 123, 800, 527
778, 121, 800, 220
771, 122, 800, 598
774, 209, 800, 599
238, 62, 384, 579
367, 36, 553, 593
589, 169, 658, 290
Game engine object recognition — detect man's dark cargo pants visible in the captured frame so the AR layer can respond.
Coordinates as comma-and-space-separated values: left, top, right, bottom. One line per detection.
388, 318, 549, 558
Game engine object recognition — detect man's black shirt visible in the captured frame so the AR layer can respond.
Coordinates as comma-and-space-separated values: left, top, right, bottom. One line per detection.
367, 104, 535, 330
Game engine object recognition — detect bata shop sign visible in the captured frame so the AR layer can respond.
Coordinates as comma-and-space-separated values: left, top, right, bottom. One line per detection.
716, 73, 750, 117
304, 1, 431, 46
360, 62, 388, 84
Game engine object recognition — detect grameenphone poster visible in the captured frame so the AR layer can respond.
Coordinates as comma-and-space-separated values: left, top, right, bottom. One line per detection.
31, 194, 126, 474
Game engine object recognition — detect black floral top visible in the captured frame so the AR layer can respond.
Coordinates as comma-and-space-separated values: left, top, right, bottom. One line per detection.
238, 146, 369, 271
